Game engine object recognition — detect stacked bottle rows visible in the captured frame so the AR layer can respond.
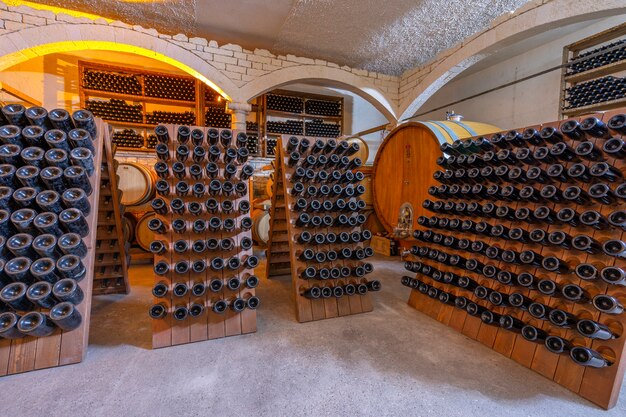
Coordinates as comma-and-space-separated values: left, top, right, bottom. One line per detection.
245, 135, 259, 156
305, 120, 341, 138
147, 134, 158, 149
267, 120, 304, 136
148, 125, 259, 344
567, 39, 626, 76
304, 99, 341, 117
204, 105, 231, 129
0, 104, 98, 339
281, 136, 380, 319
111, 129, 144, 149
266, 137, 277, 157
82, 69, 142, 95
144, 75, 195, 102
146, 110, 195, 126
266, 94, 304, 114
564, 75, 626, 110
246, 121, 259, 133
85, 99, 143, 123
404, 114, 626, 373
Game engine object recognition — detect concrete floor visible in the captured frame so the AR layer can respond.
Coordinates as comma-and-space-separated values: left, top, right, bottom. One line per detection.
1, 254, 625, 416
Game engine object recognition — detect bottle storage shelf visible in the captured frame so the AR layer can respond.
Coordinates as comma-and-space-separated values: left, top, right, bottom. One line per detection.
0, 105, 104, 375
403, 109, 626, 409
79, 61, 230, 153
266, 135, 380, 323
149, 124, 258, 348
560, 22, 626, 118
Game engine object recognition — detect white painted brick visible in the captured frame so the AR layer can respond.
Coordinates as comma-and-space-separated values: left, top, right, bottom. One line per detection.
222, 43, 242, 52
0, 20, 4, 29
287, 54, 314, 65
224, 71, 242, 80
340, 65, 351, 71
23, 7, 55, 20
251, 62, 263, 70
314, 59, 327, 66
352, 68, 368, 77
247, 54, 271, 64
189, 36, 208, 46
0, 10, 22, 22
242, 74, 256, 82
208, 40, 219, 47
204, 46, 233, 57
226, 64, 246, 74
196, 51, 214, 61
238, 59, 252, 68
246, 68, 267, 77
214, 54, 237, 65
196, 45, 203, 51
171, 40, 194, 50
271, 59, 282, 66
158, 34, 172, 39
46, 18, 55, 25
0, 3, 7, 10
254, 48, 275, 58
262, 63, 281, 72
281, 61, 299, 68
4, 20, 29, 31
109, 19, 132, 28
234, 52, 247, 60
211, 61, 226, 70
327, 62, 339, 68
173, 33, 188, 42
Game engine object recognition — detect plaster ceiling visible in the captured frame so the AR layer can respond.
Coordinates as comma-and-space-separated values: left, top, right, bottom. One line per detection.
37, 0, 531, 76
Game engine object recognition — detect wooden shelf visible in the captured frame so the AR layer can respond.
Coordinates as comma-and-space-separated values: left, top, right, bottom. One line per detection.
82, 88, 196, 107
562, 96, 626, 116
564, 59, 626, 83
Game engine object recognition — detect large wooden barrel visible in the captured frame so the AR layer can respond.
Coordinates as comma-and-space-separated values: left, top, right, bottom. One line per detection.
117, 162, 156, 206
252, 175, 272, 201
122, 212, 137, 243
346, 137, 369, 164
135, 212, 156, 251
251, 209, 270, 245
372, 120, 500, 233
359, 166, 374, 208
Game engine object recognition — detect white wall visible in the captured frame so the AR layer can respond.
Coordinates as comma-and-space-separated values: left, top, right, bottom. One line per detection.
416, 16, 626, 130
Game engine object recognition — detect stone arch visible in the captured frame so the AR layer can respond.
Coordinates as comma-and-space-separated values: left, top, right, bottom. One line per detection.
398, 0, 626, 120
0, 23, 240, 101
239, 65, 398, 122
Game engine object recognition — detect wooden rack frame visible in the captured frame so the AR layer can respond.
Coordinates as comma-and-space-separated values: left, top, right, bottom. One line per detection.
267, 136, 375, 323
405, 110, 626, 409
0, 119, 104, 375
78, 61, 228, 153
92, 125, 131, 295
152, 125, 257, 348
560, 22, 626, 118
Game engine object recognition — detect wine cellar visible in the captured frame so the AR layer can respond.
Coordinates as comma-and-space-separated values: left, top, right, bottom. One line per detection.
1, 1, 626, 415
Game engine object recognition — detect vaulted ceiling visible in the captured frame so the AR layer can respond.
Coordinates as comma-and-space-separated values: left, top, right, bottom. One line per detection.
38, 0, 531, 75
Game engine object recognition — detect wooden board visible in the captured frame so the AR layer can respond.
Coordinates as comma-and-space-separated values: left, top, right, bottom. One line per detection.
0, 118, 104, 375
151, 125, 257, 349
402, 110, 626, 409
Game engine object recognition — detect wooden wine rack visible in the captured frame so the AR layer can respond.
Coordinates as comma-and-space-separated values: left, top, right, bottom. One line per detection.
92, 124, 130, 295
151, 125, 257, 349
267, 136, 376, 323
266, 160, 291, 277
0, 118, 104, 375
404, 110, 626, 409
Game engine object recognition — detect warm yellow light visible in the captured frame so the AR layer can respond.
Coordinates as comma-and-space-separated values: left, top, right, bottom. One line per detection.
3, 0, 112, 22
0, 40, 231, 101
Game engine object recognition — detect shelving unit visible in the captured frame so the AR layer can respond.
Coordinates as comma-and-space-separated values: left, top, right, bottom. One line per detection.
78, 61, 229, 152
560, 22, 626, 118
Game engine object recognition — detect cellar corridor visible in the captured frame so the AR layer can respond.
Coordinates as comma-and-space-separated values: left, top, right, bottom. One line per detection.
1, 255, 624, 416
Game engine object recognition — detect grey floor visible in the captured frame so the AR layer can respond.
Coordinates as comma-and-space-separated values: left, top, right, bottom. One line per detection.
1, 254, 625, 416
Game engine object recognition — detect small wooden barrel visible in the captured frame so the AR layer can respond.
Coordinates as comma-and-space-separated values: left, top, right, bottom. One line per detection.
122, 212, 137, 243
117, 162, 156, 206
135, 212, 155, 251
346, 137, 370, 164
251, 209, 270, 245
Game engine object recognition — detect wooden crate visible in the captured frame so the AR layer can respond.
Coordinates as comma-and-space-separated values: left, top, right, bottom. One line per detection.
371, 236, 392, 256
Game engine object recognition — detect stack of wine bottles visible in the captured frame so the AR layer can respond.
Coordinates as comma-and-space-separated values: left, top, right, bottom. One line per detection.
403, 111, 626, 409
85, 99, 143, 123
204, 105, 231, 129
246, 121, 259, 133
304, 99, 341, 117
304, 120, 341, 138
144, 75, 195, 102
149, 124, 259, 348
82, 69, 142, 95
266, 94, 304, 114
564, 75, 626, 110
268, 135, 380, 323
111, 129, 144, 149
0, 103, 102, 374
266, 137, 277, 157
245, 135, 259, 156
146, 110, 195, 126
266, 120, 304, 136
567, 39, 626, 76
